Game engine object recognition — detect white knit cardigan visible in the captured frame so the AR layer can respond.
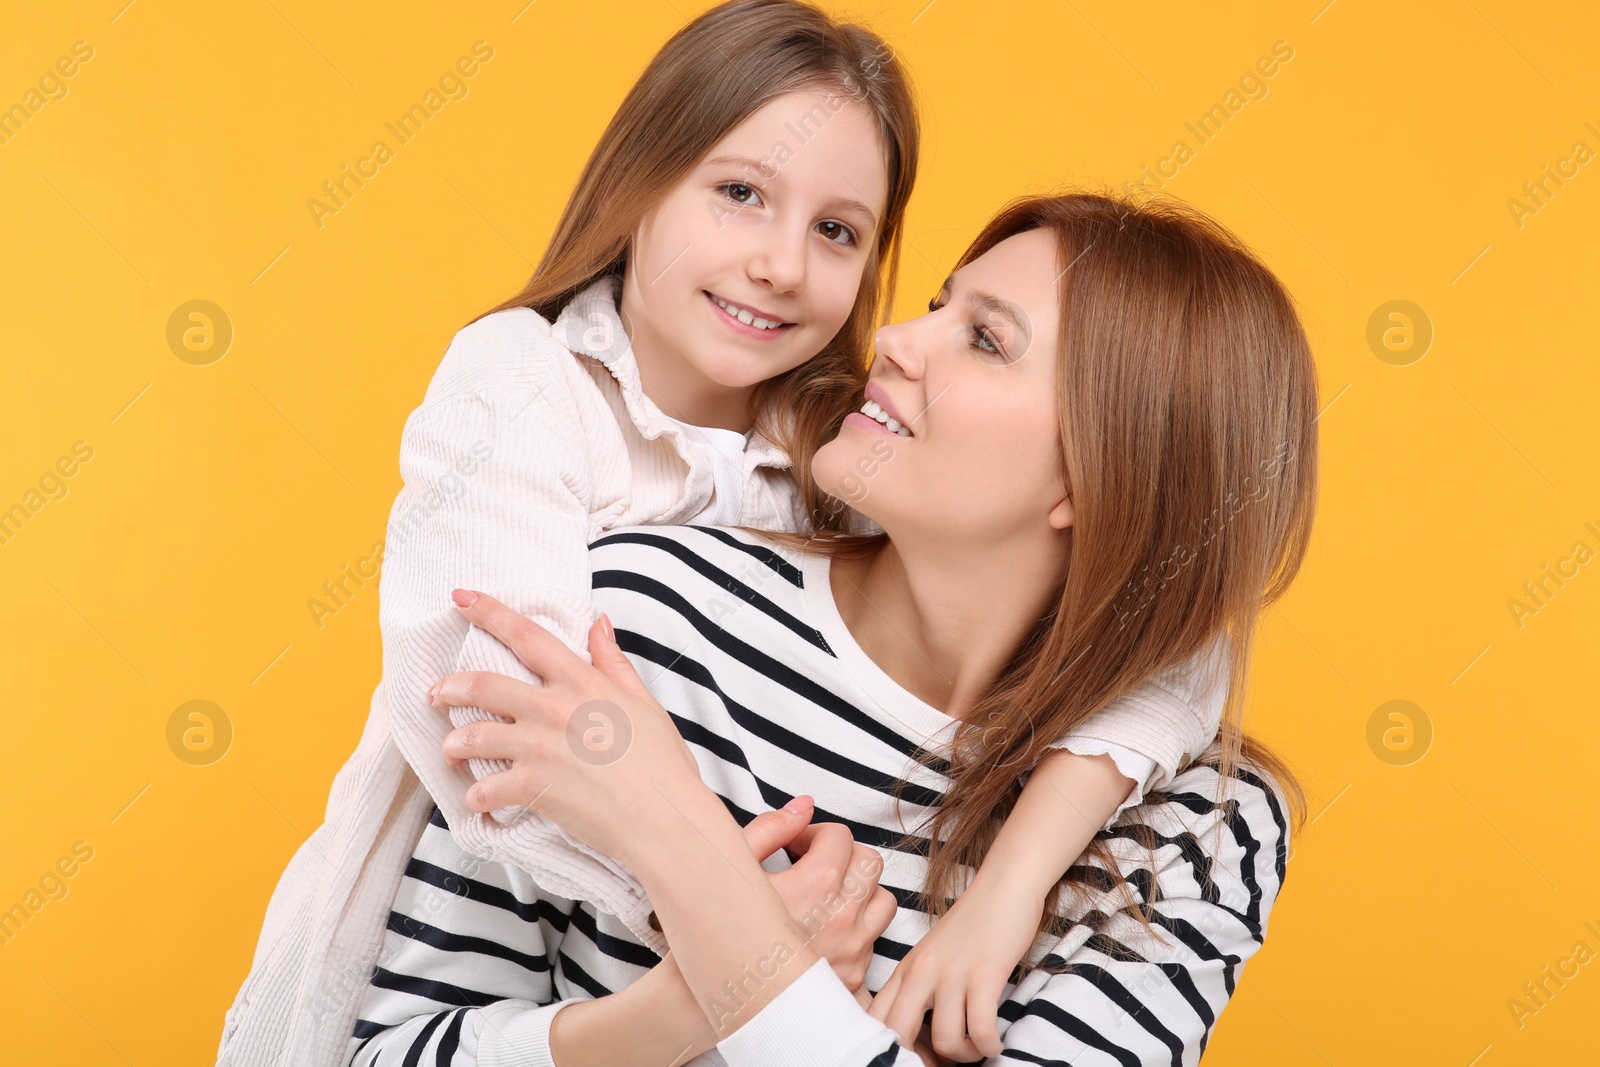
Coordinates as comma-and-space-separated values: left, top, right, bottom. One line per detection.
216, 274, 1226, 1067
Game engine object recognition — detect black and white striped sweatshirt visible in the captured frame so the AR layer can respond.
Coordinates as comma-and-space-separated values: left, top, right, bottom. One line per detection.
346, 524, 1291, 1067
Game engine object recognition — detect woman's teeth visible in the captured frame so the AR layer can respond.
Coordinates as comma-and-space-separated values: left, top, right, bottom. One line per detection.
860, 399, 912, 437
712, 294, 787, 331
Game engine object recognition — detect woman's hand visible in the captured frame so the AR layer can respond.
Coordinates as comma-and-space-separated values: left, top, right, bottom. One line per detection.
429, 589, 705, 867
867, 876, 1043, 1060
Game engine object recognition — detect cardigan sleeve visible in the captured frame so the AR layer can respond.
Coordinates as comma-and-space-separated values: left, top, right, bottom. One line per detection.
379, 318, 656, 927
718, 762, 1288, 1067
379, 380, 597, 806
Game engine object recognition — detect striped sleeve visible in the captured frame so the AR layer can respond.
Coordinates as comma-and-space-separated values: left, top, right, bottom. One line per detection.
719, 764, 1288, 1067
342, 807, 657, 1066
986, 764, 1288, 1065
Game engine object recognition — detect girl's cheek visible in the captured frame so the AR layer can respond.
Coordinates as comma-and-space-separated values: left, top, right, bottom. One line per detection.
822, 274, 862, 329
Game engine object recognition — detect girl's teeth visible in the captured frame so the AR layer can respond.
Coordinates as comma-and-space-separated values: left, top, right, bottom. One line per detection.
885, 418, 901, 433
713, 294, 784, 330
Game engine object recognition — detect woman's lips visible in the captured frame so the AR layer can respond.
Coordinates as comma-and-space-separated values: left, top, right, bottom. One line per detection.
704, 291, 795, 341
863, 380, 912, 429
842, 410, 902, 438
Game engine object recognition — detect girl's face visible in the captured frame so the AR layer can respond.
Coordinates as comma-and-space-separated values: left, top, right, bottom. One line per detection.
619, 87, 889, 401
813, 228, 1074, 543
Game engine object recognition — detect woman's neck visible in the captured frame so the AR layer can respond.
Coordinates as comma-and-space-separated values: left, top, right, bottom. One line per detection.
829, 533, 1068, 722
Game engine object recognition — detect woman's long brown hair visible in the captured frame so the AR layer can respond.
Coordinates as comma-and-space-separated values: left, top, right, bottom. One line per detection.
764, 191, 1318, 948
470, 0, 919, 530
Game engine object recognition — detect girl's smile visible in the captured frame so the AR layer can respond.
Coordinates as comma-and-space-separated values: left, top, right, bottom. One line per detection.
619, 85, 889, 430
703, 289, 797, 339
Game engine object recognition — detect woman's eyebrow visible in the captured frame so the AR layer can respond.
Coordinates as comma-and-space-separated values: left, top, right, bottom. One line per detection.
942, 274, 1033, 344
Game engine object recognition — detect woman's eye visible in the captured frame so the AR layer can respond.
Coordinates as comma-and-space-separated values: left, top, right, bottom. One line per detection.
927, 296, 940, 313
817, 220, 857, 246
720, 182, 762, 207
972, 324, 1005, 358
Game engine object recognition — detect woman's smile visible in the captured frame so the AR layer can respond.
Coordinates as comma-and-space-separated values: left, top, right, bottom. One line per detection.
842, 408, 909, 438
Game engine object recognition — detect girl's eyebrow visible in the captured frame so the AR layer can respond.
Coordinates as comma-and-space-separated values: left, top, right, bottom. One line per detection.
821, 195, 879, 231
702, 153, 774, 176
701, 154, 877, 229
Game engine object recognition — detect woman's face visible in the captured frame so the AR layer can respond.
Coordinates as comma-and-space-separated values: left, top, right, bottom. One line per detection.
812, 227, 1074, 542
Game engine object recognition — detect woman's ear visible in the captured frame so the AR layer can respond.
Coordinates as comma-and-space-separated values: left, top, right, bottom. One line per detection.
1047, 493, 1075, 531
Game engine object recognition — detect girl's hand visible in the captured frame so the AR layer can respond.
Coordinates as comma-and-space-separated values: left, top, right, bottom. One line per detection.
911, 1021, 959, 1067
738, 798, 900, 994
868, 876, 1044, 1061
430, 589, 704, 867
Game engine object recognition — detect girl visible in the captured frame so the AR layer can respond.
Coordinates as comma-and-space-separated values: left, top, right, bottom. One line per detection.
219, 5, 1223, 1065
351, 190, 1314, 1065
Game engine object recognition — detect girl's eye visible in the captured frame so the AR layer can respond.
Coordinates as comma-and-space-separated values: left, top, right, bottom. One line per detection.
720, 182, 762, 207
816, 220, 858, 246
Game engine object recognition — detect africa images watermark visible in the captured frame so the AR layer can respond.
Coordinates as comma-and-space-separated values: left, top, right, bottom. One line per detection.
1504, 517, 1600, 631
305, 437, 494, 629
1506, 918, 1600, 1031
1121, 39, 1296, 205
0, 39, 95, 148
0, 440, 95, 549
1505, 119, 1600, 231
706, 39, 896, 230
1110, 439, 1297, 629
0, 840, 96, 949
702, 850, 884, 1033
306, 40, 495, 230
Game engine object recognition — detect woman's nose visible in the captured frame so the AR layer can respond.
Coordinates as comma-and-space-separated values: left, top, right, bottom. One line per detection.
871, 321, 923, 379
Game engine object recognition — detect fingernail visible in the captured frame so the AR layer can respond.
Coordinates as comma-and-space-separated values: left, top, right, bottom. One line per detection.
451, 589, 478, 607
783, 795, 812, 813
426, 684, 436, 703
600, 612, 615, 642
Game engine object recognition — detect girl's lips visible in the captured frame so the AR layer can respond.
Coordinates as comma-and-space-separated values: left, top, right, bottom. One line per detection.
842, 410, 903, 438
704, 291, 796, 341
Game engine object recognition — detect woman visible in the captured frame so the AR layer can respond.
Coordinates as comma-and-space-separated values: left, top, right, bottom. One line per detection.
346, 192, 1317, 1065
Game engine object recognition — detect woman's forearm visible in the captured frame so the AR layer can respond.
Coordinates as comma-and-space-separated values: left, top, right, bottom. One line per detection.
547, 951, 887, 1065
547, 952, 720, 1066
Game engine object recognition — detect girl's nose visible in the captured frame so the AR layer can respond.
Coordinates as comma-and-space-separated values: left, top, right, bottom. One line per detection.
748, 221, 808, 295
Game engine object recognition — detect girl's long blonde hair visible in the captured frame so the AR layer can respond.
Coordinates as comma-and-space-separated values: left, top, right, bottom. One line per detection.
765, 191, 1318, 945
473, 0, 919, 528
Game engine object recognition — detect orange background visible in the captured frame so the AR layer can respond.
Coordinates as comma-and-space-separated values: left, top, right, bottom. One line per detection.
2, 1, 1596, 1063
